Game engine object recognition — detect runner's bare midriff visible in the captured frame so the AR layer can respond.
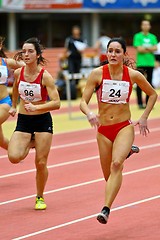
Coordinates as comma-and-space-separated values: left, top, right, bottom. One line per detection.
0, 85, 9, 100
19, 99, 48, 115
98, 102, 131, 125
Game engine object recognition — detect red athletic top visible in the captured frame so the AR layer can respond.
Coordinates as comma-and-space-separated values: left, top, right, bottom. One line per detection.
96, 64, 132, 104
18, 67, 48, 102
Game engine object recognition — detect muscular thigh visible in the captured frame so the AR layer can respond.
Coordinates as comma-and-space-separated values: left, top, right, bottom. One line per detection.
35, 132, 53, 162
97, 132, 112, 179
8, 131, 31, 156
0, 104, 10, 124
112, 124, 134, 163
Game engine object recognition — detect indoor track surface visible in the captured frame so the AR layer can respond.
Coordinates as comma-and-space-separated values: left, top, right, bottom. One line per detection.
0, 116, 160, 240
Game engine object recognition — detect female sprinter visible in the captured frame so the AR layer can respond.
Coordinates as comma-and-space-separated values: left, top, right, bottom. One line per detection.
8, 38, 60, 210
80, 37, 157, 224
0, 36, 25, 149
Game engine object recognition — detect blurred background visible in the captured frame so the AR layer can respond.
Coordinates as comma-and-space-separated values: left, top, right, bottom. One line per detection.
1, 0, 160, 100
1, 0, 160, 50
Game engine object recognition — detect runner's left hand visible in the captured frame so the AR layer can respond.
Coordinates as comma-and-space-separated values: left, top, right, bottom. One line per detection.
24, 102, 37, 112
134, 118, 149, 136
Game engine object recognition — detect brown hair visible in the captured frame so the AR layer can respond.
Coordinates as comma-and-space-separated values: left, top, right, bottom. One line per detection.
0, 36, 7, 58
101, 37, 135, 68
14, 37, 48, 65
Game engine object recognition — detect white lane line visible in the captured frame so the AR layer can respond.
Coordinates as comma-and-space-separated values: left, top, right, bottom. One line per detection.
1, 142, 160, 179
0, 156, 98, 179
12, 194, 160, 240
0, 139, 96, 159
0, 126, 160, 160
0, 164, 160, 206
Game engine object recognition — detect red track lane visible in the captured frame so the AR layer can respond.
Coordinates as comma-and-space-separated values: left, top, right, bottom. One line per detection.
0, 118, 160, 239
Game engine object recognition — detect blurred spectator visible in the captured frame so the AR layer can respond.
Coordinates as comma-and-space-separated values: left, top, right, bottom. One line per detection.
55, 70, 66, 100
133, 20, 158, 109
94, 30, 111, 64
152, 41, 160, 88
64, 25, 87, 75
154, 41, 160, 63
152, 60, 160, 89
63, 25, 87, 97
55, 70, 77, 100
59, 54, 68, 71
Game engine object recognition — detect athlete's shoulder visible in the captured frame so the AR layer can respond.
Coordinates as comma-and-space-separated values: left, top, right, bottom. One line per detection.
14, 66, 23, 75
128, 67, 143, 82
91, 65, 103, 76
42, 68, 52, 79
127, 66, 136, 74
41, 69, 54, 86
87, 66, 103, 86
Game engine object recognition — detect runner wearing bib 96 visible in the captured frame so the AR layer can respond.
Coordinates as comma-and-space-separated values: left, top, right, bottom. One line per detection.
80, 37, 157, 224
8, 38, 60, 210
0, 36, 25, 150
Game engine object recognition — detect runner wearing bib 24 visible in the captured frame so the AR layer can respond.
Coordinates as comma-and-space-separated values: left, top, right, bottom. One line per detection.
97, 64, 133, 142
97, 64, 132, 104
80, 37, 157, 225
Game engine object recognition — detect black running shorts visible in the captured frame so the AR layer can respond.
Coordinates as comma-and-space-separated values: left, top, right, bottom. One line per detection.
15, 112, 53, 134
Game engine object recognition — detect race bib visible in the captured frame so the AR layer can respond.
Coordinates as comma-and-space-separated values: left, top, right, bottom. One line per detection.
101, 79, 129, 104
19, 81, 42, 102
0, 65, 8, 84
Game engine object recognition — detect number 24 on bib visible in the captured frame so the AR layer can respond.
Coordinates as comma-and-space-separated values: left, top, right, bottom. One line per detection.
101, 79, 129, 104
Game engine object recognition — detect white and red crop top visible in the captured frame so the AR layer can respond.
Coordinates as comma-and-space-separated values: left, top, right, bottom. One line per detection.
96, 64, 132, 104
18, 67, 48, 102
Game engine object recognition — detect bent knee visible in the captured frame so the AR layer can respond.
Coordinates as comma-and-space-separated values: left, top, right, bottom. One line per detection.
36, 159, 47, 170
111, 161, 123, 172
8, 147, 26, 163
8, 153, 21, 164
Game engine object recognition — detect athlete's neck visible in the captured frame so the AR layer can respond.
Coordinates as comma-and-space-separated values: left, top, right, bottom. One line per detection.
108, 64, 123, 75
25, 63, 40, 74
108, 64, 124, 80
